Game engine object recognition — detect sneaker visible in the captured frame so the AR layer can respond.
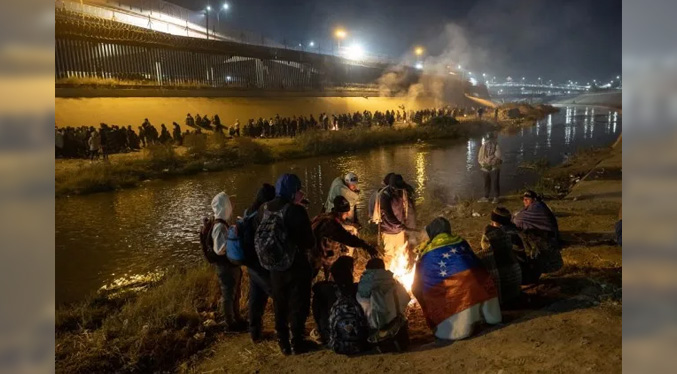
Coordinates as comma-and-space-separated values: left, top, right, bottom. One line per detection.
291, 339, 319, 355
250, 328, 262, 344
477, 197, 489, 203
492, 197, 500, 204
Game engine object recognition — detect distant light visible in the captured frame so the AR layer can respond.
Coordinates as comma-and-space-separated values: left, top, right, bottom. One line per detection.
206, 5, 211, 11
415, 62, 423, 70
414, 46, 424, 56
298, 43, 302, 47
469, 77, 478, 85
226, 75, 232, 81
616, 75, 620, 79
222, 3, 229, 10
344, 44, 365, 60
309, 41, 315, 47
335, 29, 347, 39
457, 64, 462, 69
482, 73, 486, 77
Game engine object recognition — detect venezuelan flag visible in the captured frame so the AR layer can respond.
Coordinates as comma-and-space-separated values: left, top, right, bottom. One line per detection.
412, 233, 498, 330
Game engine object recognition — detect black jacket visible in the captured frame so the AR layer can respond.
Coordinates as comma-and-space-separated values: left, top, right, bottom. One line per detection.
259, 197, 315, 256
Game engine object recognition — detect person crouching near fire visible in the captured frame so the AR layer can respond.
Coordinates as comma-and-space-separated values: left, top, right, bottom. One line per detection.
412, 217, 501, 341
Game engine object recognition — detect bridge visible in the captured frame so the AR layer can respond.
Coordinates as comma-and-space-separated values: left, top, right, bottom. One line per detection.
486, 81, 591, 102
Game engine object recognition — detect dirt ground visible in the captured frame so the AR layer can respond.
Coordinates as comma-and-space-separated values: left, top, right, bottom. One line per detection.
184, 143, 623, 373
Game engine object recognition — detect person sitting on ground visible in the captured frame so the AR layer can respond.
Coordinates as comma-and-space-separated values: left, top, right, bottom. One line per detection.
210, 192, 247, 332
412, 217, 501, 341
311, 196, 379, 279
356, 258, 410, 352
311, 256, 359, 345
513, 190, 559, 236
477, 207, 523, 305
512, 190, 563, 279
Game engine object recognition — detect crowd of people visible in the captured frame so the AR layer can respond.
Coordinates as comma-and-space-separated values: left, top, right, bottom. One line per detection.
55, 106, 495, 159
200, 139, 564, 356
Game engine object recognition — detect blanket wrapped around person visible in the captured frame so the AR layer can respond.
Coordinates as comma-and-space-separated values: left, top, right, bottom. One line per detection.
412, 217, 501, 341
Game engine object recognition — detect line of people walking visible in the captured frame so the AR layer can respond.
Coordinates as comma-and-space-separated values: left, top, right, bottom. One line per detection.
200, 167, 563, 356
56, 105, 495, 159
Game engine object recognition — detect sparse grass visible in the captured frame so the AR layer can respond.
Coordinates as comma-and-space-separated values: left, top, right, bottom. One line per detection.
56, 265, 225, 374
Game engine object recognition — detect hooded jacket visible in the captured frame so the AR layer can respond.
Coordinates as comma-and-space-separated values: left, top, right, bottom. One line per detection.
211, 192, 233, 256
356, 268, 410, 330
324, 177, 360, 223
259, 174, 315, 261
378, 187, 415, 234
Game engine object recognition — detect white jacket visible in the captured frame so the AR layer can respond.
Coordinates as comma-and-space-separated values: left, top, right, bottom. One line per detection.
477, 140, 502, 171
211, 192, 233, 256
324, 177, 360, 222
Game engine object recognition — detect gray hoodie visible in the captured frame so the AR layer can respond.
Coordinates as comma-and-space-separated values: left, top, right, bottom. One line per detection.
357, 269, 410, 330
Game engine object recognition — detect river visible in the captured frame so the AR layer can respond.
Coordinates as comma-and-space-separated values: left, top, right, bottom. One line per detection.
56, 106, 621, 304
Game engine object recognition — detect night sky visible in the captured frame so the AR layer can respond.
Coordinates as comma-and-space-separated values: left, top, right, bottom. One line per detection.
170, 0, 621, 84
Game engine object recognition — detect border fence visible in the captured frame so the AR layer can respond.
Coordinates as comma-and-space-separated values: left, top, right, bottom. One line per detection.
55, 3, 413, 91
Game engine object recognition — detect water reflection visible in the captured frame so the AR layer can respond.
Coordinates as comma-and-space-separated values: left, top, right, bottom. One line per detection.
415, 151, 427, 200
55, 106, 623, 303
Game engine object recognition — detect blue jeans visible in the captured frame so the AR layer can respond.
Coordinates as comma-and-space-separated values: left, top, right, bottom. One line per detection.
215, 262, 242, 324
247, 264, 272, 334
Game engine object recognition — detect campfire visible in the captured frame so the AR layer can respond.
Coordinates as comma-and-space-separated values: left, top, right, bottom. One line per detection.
388, 242, 416, 292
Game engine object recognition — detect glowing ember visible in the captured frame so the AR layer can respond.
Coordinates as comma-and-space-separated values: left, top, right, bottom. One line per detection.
388, 242, 416, 292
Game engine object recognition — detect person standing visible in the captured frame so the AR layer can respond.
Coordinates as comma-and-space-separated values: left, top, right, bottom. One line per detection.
241, 184, 276, 342
209, 192, 247, 331
87, 128, 101, 161
477, 132, 502, 203
374, 174, 416, 265
255, 174, 316, 355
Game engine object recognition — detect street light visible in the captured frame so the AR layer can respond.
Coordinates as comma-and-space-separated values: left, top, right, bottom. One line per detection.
215, 3, 230, 34
414, 46, 424, 56
309, 41, 315, 47
204, 6, 211, 40
334, 28, 347, 51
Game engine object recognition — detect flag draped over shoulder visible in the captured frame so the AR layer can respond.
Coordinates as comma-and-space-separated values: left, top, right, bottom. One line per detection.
412, 233, 498, 329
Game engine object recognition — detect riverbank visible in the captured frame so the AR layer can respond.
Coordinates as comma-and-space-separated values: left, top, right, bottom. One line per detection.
55, 139, 621, 373
55, 104, 558, 197
55, 120, 487, 197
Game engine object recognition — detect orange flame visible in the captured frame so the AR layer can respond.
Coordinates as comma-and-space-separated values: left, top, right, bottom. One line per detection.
388, 242, 416, 292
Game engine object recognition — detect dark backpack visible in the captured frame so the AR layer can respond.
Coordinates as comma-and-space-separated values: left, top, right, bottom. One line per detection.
329, 292, 369, 355
199, 217, 230, 264
254, 203, 296, 271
